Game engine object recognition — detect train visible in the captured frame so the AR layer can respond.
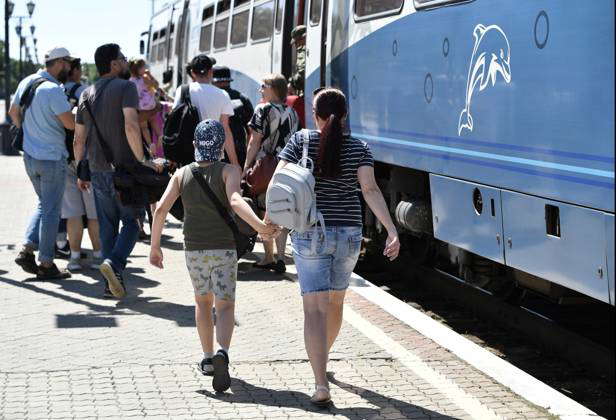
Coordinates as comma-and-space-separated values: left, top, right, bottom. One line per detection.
140, 0, 615, 306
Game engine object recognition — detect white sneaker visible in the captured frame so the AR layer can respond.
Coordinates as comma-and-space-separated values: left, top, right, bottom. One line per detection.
67, 259, 83, 272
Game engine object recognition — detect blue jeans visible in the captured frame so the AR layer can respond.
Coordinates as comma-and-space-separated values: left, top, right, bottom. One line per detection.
91, 171, 142, 272
291, 226, 362, 295
23, 153, 67, 263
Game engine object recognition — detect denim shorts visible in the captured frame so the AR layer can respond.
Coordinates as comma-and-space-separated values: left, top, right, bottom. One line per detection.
291, 226, 362, 295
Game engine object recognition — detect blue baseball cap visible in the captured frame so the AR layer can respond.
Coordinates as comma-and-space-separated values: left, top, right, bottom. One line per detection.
194, 119, 225, 162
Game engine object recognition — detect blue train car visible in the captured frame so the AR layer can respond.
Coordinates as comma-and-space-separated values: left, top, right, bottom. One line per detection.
144, 0, 614, 305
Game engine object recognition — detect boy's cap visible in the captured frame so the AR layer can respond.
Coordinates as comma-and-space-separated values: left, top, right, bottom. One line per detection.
194, 119, 225, 162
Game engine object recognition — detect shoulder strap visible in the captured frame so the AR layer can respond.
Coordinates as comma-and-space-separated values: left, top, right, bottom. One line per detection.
67, 83, 81, 101
300, 132, 312, 170
180, 84, 192, 106
20, 77, 47, 109
190, 164, 240, 236
82, 80, 115, 165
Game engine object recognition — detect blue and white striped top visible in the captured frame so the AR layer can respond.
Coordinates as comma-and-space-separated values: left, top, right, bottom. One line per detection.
278, 129, 374, 227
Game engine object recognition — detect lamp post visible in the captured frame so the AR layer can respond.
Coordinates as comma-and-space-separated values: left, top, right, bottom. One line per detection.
5, 2, 36, 93
4, 0, 15, 121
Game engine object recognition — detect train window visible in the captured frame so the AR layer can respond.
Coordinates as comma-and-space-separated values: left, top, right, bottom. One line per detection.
310, 0, 322, 25
199, 24, 213, 52
170, 23, 175, 34
354, 0, 403, 19
251, 1, 274, 41
214, 18, 229, 49
157, 42, 165, 61
160, 28, 167, 38
217, 0, 231, 13
231, 10, 249, 45
202, 6, 215, 21
274, 0, 284, 32
152, 31, 159, 41
414, 0, 471, 9
234, 0, 251, 6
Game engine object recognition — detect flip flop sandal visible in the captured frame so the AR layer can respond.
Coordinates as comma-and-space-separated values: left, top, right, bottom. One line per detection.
310, 385, 332, 407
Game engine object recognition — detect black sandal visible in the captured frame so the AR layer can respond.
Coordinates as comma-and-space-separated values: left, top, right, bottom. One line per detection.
253, 261, 277, 270
310, 385, 332, 407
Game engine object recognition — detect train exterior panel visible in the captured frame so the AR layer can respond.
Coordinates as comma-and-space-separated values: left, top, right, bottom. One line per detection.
143, 0, 615, 304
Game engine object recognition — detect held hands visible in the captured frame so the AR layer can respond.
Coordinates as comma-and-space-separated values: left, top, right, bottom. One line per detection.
257, 218, 281, 241
150, 246, 164, 269
384, 231, 400, 261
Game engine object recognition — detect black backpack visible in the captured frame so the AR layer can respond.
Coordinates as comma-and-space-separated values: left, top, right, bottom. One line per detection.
162, 85, 200, 166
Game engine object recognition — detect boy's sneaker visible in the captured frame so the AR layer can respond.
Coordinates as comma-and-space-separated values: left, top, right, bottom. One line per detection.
197, 358, 214, 376
37, 263, 71, 280
67, 258, 83, 272
15, 251, 38, 274
212, 349, 231, 392
99, 260, 126, 298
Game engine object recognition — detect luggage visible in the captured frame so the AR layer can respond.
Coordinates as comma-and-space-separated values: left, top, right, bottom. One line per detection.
162, 85, 200, 166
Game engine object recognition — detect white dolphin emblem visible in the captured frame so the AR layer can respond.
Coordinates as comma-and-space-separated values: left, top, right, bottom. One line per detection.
458, 24, 512, 135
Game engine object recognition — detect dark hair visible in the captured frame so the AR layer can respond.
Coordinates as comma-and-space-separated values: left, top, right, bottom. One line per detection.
314, 88, 347, 179
128, 58, 146, 77
68, 58, 81, 77
94, 43, 121, 75
190, 54, 213, 75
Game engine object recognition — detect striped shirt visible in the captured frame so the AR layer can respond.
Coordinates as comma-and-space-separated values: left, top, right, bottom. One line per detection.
278, 129, 374, 227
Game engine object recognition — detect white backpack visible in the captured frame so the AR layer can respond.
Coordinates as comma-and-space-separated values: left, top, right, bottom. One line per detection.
266, 132, 325, 251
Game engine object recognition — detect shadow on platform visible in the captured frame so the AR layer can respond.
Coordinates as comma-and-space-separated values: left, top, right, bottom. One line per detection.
197, 371, 451, 419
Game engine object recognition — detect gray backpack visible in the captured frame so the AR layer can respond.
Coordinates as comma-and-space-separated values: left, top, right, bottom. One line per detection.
266, 131, 325, 251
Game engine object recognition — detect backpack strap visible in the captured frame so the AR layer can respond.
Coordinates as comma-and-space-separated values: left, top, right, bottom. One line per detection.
18, 77, 48, 130
67, 83, 81, 102
300, 132, 313, 172
180, 84, 192, 106
82, 79, 115, 166
190, 164, 241, 238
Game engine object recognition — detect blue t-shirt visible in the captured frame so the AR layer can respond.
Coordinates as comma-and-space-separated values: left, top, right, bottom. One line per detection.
12, 70, 71, 161
64, 81, 87, 108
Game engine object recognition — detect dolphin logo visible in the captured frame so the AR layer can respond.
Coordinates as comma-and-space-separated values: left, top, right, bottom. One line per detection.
458, 24, 512, 135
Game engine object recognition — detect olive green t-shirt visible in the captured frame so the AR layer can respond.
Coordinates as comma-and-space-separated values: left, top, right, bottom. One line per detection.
180, 162, 235, 251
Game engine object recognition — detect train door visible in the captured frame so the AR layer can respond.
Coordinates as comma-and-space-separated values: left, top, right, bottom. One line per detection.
175, 0, 191, 86
271, 0, 294, 78
305, 0, 328, 127
306, 0, 328, 88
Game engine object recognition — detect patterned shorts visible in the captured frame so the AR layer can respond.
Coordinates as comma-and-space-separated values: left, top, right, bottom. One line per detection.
185, 249, 238, 300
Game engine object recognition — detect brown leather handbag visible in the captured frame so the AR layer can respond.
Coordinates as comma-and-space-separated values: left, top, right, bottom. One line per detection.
244, 152, 278, 197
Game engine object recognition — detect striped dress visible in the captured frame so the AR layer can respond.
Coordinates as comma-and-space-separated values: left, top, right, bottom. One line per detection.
278, 129, 374, 227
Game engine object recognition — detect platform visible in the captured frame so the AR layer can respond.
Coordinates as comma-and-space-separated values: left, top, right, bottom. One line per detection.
0, 155, 599, 419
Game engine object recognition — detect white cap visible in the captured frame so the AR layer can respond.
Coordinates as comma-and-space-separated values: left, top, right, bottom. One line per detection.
44, 47, 73, 62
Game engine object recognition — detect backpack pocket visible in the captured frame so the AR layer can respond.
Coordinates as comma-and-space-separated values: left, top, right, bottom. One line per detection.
266, 183, 297, 229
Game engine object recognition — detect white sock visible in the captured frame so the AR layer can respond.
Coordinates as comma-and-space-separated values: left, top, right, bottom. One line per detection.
218, 348, 229, 356
56, 240, 67, 248
203, 352, 213, 360
93, 250, 102, 258
70, 251, 80, 260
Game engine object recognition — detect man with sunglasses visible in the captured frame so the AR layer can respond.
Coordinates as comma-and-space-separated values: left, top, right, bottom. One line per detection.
11, 47, 77, 280
73, 43, 157, 299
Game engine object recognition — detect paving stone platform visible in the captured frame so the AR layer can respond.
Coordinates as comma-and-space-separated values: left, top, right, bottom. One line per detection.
0, 155, 552, 419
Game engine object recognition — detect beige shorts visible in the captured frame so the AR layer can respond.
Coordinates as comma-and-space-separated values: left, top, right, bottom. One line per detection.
185, 249, 237, 300
62, 164, 97, 219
